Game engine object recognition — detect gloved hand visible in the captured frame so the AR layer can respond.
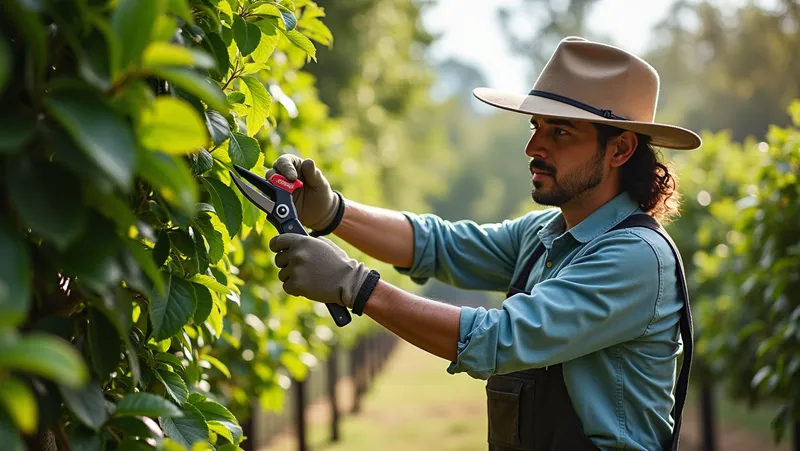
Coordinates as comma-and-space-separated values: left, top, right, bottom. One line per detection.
266, 154, 340, 232
269, 234, 375, 309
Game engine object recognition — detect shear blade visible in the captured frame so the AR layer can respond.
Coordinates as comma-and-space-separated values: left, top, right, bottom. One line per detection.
229, 169, 276, 214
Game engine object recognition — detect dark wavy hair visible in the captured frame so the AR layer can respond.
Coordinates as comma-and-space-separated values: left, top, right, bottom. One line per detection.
594, 123, 681, 224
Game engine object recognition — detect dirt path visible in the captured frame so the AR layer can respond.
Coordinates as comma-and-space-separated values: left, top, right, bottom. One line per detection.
260, 340, 791, 451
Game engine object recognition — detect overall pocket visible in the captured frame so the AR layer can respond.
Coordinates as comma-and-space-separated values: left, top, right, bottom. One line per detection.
486, 377, 530, 449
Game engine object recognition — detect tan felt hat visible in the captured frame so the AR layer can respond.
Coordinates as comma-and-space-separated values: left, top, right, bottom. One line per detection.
473, 37, 702, 150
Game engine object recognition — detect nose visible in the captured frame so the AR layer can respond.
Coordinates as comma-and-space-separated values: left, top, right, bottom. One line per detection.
525, 133, 548, 160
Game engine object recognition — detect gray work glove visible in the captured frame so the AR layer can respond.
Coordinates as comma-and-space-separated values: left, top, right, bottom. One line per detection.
269, 234, 372, 308
265, 154, 339, 232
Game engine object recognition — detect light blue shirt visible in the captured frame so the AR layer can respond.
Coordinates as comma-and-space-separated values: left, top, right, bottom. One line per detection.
395, 192, 684, 451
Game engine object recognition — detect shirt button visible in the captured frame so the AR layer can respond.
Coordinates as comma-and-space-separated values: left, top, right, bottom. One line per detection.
546, 261, 552, 268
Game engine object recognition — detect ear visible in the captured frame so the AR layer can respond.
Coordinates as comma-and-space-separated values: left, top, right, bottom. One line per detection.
609, 131, 638, 168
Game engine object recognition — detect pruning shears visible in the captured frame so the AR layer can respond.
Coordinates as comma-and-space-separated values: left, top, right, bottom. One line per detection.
229, 164, 352, 328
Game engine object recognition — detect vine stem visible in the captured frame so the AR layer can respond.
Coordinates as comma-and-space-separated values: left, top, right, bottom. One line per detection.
52, 425, 73, 451
220, 59, 242, 91
105, 425, 122, 444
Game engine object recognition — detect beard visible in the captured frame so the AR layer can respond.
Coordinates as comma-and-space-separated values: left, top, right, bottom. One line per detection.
530, 149, 605, 206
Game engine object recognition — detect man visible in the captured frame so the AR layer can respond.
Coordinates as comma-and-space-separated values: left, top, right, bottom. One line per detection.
266, 37, 699, 450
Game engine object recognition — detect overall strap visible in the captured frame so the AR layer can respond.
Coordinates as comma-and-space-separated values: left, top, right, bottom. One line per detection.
508, 242, 546, 294
609, 214, 694, 451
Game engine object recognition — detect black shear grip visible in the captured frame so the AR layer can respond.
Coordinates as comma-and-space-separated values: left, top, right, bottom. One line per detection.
231, 165, 353, 328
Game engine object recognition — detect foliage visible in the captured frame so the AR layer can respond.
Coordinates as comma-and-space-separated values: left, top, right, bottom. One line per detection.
666, 130, 767, 381
668, 101, 800, 443
304, 0, 455, 213
0, 0, 414, 449
709, 101, 800, 442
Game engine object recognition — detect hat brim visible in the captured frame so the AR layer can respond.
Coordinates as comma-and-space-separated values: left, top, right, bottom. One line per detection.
473, 87, 702, 150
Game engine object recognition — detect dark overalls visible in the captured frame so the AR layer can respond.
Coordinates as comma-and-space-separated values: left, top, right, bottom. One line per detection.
485, 214, 693, 451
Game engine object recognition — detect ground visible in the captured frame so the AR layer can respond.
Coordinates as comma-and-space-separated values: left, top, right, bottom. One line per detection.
261, 340, 791, 451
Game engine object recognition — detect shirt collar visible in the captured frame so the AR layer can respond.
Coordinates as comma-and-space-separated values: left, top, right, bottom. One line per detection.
537, 192, 641, 247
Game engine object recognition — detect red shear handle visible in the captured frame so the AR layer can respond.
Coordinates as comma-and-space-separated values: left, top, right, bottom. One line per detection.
268, 173, 303, 194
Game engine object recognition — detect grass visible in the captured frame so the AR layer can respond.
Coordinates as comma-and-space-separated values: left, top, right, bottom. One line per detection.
263, 340, 489, 451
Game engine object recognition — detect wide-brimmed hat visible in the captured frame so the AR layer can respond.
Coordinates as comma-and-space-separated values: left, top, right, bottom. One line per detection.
473, 37, 702, 150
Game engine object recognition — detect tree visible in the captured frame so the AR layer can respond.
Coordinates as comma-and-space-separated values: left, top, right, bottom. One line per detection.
645, 0, 800, 141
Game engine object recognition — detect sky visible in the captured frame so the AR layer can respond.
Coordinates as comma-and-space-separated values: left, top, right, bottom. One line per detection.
420, 0, 780, 96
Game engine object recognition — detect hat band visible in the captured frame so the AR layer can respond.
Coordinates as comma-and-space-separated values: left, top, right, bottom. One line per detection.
528, 90, 629, 120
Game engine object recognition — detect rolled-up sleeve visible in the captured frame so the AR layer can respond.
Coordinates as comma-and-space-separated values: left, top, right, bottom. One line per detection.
447, 230, 664, 379
393, 212, 529, 292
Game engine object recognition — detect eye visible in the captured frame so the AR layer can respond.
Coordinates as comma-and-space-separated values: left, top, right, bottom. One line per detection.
553, 127, 568, 137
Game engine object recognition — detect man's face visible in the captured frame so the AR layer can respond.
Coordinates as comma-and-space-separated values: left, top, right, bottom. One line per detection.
525, 116, 608, 207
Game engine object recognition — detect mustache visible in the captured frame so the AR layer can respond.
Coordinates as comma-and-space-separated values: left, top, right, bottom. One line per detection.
529, 159, 556, 175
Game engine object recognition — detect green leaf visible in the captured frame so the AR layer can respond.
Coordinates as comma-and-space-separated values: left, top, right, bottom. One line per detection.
240, 76, 271, 137
74, 26, 113, 91
126, 239, 167, 295
118, 437, 156, 450
200, 355, 231, 378
111, 0, 159, 70
93, 290, 140, 385
0, 220, 31, 327
214, 0, 234, 19
138, 152, 198, 216
192, 228, 209, 274
228, 132, 260, 169
208, 303, 223, 338
46, 90, 136, 188
788, 100, 800, 126
154, 230, 171, 268
192, 283, 213, 324
160, 403, 209, 448
157, 369, 189, 405
142, 42, 215, 69
166, 0, 192, 22
0, 111, 36, 154
206, 111, 231, 146
0, 33, 9, 94
189, 148, 215, 176
0, 376, 37, 434
88, 308, 122, 378
108, 416, 162, 439
156, 353, 186, 373
69, 425, 105, 451
233, 15, 261, 57
201, 177, 242, 237
139, 97, 208, 154
116, 392, 183, 418
0, 408, 24, 451
201, 32, 230, 81
218, 445, 244, 451
6, 157, 86, 250
59, 379, 108, 431
227, 92, 246, 104
151, 275, 197, 341
191, 400, 240, 443
209, 421, 234, 443
191, 213, 225, 263
253, 18, 281, 63
151, 67, 228, 114
251, 3, 281, 16
0, 333, 88, 388
190, 274, 231, 295
298, 17, 333, 47
283, 29, 316, 61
